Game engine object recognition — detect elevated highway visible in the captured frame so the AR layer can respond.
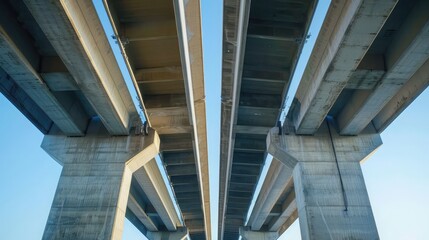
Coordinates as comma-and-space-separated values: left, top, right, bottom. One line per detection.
0, 0, 209, 239
220, 0, 429, 239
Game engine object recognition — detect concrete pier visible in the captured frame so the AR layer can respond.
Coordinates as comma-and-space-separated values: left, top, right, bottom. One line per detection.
268, 120, 382, 239
41, 126, 159, 240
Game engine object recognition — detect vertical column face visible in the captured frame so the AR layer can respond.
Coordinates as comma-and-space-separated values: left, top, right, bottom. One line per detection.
43, 162, 131, 240
293, 162, 379, 240
267, 121, 382, 238
289, 122, 380, 240
41, 130, 159, 240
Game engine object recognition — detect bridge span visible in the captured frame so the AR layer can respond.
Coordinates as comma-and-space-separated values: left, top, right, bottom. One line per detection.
219, 0, 429, 239
0, 0, 209, 239
1, 0, 429, 239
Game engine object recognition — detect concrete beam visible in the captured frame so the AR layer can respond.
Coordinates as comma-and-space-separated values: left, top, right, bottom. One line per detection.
373, 57, 429, 132
219, 0, 252, 238
40, 56, 79, 92
24, 0, 138, 135
0, 68, 52, 133
239, 227, 279, 240
269, 188, 296, 231
338, 0, 429, 135
127, 194, 158, 232
40, 127, 160, 239
147, 227, 188, 240
173, 0, 211, 238
247, 160, 293, 230
134, 159, 183, 231
0, 1, 87, 136
289, 0, 397, 134
267, 128, 298, 169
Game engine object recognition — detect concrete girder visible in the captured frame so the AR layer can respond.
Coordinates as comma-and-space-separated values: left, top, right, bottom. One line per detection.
246, 160, 294, 230
39, 56, 79, 92
289, 0, 397, 135
133, 159, 183, 231
147, 227, 188, 240
268, 186, 297, 232
338, 0, 429, 135
127, 194, 158, 232
0, 68, 52, 133
373, 57, 429, 132
265, 121, 382, 239
0, 1, 88, 136
239, 227, 279, 240
219, 1, 253, 237
40, 127, 160, 239
24, 0, 137, 135
173, 0, 211, 238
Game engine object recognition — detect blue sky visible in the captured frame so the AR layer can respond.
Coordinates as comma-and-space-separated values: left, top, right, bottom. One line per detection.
1, 0, 429, 239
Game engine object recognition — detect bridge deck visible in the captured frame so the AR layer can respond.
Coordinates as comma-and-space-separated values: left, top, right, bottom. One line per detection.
103, 0, 210, 238
219, 0, 317, 238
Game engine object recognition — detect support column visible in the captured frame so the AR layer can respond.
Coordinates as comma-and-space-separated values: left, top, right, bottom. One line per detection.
267, 120, 382, 240
239, 227, 278, 240
147, 227, 188, 240
41, 127, 159, 240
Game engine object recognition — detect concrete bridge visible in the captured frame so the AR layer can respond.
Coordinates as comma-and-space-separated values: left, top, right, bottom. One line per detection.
1, 0, 429, 239
219, 0, 429, 239
0, 0, 209, 239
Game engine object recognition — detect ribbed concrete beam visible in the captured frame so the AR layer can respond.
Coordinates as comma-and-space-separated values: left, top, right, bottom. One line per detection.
338, 0, 429, 135
289, 0, 397, 135
247, 160, 293, 230
133, 159, 183, 231
127, 194, 158, 232
219, 0, 252, 238
268, 190, 296, 232
0, 1, 87, 136
24, 0, 137, 135
173, 0, 211, 238
0, 65, 52, 134
373, 58, 429, 132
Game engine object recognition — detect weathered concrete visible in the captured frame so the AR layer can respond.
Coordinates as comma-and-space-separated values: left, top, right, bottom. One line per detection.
338, 0, 429, 135
239, 227, 278, 240
24, 0, 137, 135
289, 0, 398, 135
147, 227, 188, 240
0, 1, 88, 136
173, 0, 211, 237
247, 160, 294, 230
267, 121, 382, 239
133, 158, 182, 231
41, 127, 160, 240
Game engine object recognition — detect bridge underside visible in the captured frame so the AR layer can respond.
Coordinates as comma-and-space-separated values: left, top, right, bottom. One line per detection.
221, 0, 429, 239
219, 0, 317, 239
103, 0, 210, 238
1, 0, 209, 239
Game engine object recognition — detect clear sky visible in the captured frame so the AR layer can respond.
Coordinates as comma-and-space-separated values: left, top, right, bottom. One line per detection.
1, 0, 429, 239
